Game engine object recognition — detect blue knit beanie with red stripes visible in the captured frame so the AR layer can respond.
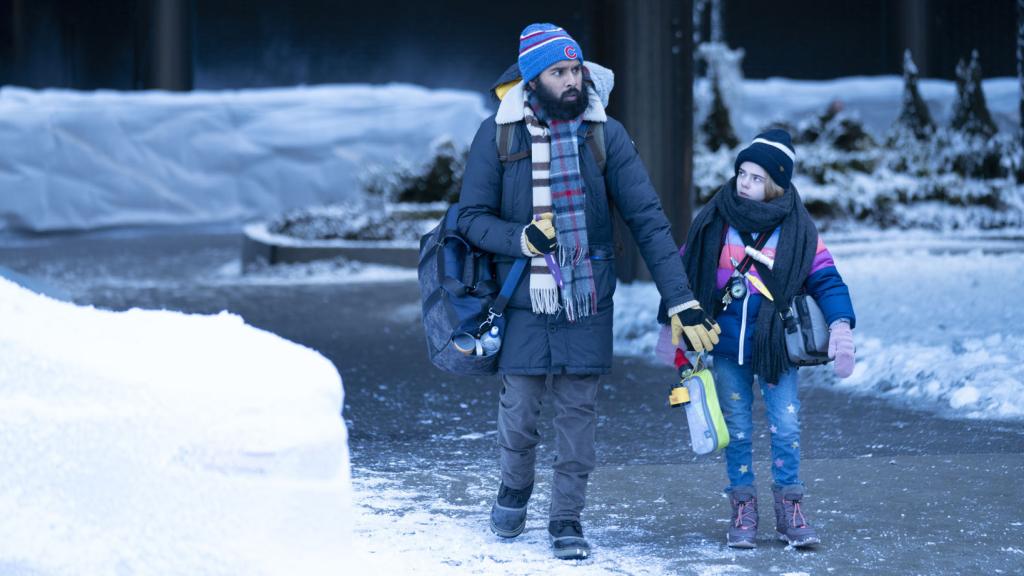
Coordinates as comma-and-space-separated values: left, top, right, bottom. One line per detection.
518, 23, 584, 84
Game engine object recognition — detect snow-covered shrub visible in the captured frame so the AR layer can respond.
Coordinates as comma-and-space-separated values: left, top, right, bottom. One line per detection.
695, 41, 745, 128
693, 145, 735, 203
790, 101, 843, 145
822, 115, 876, 153
267, 201, 445, 242
887, 49, 935, 145
361, 137, 467, 204
701, 75, 740, 151
950, 50, 998, 138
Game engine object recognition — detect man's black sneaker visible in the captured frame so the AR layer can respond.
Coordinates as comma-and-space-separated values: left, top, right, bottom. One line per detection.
548, 519, 591, 560
489, 482, 533, 538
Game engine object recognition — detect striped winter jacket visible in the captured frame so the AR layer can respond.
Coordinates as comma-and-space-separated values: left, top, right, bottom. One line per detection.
682, 226, 856, 366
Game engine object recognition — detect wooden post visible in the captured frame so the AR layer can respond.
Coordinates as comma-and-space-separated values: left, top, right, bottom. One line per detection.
1018, 0, 1024, 149
586, 0, 694, 283
902, 0, 931, 77
138, 0, 194, 91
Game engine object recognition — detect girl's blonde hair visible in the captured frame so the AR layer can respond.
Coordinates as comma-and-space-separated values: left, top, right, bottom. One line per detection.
764, 174, 785, 201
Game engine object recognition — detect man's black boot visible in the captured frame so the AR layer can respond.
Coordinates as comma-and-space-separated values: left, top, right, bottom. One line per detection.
548, 519, 591, 560
489, 482, 533, 538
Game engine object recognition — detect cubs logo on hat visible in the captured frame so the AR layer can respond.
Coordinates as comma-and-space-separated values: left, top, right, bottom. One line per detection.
518, 23, 584, 84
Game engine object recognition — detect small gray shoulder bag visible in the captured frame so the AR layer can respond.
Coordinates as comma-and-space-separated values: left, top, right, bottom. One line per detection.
781, 294, 831, 366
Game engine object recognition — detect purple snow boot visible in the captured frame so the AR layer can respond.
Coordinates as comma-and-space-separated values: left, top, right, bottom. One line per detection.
772, 485, 820, 548
726, 486, 758, 548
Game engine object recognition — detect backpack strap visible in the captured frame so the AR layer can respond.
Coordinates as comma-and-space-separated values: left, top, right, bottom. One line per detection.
497, 122, 530, 163
584, 122, 607, 174
501, 120, 606, 170
583, 122, 620, 259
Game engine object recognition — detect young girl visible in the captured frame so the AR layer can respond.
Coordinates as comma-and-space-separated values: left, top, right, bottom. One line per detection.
663, 129, 856, 549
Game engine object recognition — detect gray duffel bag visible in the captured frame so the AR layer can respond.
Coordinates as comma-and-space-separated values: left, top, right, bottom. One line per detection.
781, 294, 831, 366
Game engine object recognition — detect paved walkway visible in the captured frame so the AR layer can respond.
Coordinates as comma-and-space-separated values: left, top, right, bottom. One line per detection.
2, 232, 1022, 575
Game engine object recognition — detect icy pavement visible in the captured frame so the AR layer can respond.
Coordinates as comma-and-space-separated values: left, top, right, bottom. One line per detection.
347, 452, 1024, 575
1, 229, 1022, 575
349, 469, 699, 576
0, 229, 415, 302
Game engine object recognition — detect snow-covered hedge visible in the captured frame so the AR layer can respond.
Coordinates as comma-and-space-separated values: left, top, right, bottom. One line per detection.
267, 201, 445, 242
695, 107, 1023, 231
694, 53, 1023, 231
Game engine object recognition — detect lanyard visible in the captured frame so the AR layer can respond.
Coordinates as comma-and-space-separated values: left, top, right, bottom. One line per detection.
734, 228, 773, 276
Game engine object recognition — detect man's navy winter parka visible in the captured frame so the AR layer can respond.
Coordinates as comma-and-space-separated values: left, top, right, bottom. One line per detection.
457, 64, 694, 375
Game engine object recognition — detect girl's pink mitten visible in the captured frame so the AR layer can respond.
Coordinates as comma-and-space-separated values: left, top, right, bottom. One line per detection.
828, 321, 855, 379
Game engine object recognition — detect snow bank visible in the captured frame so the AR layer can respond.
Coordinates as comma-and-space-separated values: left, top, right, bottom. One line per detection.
839, 335, 1024, 420
0, 84, 488, 233
0, 277, 352, 575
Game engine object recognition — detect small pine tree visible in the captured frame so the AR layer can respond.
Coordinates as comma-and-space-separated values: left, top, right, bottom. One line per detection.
702, 74, 740, 150
889, 49, 934, 143
950, 50, 997, 138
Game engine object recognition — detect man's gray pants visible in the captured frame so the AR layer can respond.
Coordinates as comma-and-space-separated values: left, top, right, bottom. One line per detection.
497, 372, 600, 522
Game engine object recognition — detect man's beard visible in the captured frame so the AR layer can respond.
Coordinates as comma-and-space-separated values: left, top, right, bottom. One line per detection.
534, 81, 590, 121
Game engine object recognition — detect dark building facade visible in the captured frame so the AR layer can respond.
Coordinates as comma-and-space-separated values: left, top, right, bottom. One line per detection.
0, 0, 1017, 92
0, 0, 1015, 281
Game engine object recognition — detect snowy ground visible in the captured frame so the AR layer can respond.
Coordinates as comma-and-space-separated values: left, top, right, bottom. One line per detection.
1, 227, 1020, 574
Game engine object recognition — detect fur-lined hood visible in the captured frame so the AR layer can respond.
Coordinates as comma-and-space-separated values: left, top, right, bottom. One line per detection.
489, 61, 615, 126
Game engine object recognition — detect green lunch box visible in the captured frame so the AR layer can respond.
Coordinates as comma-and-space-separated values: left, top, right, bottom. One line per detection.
669, 367, 730, 455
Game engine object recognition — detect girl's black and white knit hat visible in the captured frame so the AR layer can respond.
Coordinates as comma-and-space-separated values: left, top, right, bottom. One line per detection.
734, 129, 796, 189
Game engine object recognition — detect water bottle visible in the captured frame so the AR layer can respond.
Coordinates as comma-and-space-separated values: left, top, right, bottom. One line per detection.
452, 332, 479, 355
479, 325, 502, 357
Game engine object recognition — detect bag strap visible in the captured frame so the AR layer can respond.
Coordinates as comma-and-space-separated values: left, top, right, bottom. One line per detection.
490, 258, 528, 316
500, 121, 606, 170
584, 122, 606, 174
738, 230, 789, 318
478, 258, 528, 335
735, 229, 773, 276
497, 123, 530, 163
713, 228, 773, 314
582, 122, 623, 260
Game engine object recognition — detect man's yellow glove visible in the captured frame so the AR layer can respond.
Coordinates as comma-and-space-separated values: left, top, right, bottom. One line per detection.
671, 305, 722, 353
524, 212, 557, 255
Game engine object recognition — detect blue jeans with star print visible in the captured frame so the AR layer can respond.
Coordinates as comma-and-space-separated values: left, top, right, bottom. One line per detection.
711, 355, 801, 491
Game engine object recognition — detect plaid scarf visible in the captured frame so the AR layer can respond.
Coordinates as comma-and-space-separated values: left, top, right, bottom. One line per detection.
523, 91, 597, 321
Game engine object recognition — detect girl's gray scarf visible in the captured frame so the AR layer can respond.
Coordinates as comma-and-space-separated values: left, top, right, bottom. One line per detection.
682, 178, 818, 383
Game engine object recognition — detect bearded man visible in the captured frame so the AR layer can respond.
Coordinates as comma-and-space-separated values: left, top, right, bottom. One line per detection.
457, 22, 720, 560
